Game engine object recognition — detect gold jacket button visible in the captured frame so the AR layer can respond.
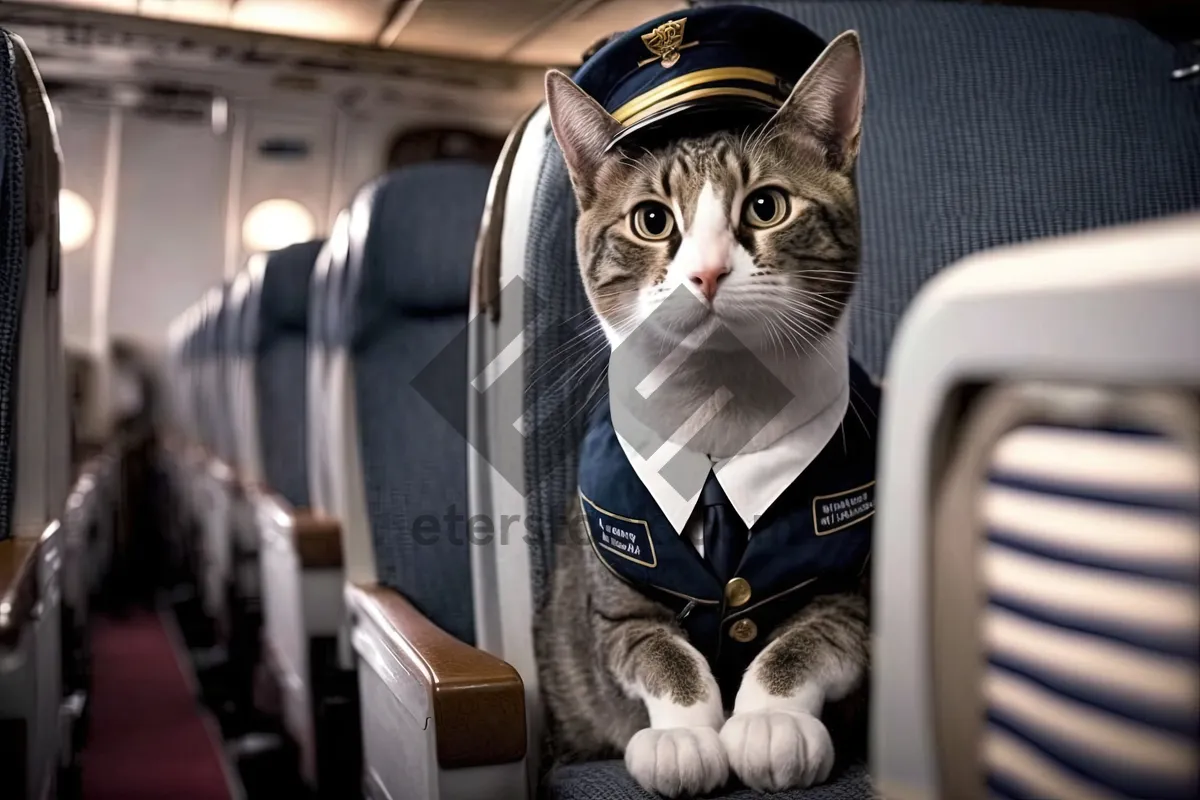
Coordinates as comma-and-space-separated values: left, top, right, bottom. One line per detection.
729, 618, 757, 643
725, 577, 751, 608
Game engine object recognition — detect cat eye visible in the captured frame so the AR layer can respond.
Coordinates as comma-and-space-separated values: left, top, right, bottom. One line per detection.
631, 201, 675, 241
742, 187, 790, 229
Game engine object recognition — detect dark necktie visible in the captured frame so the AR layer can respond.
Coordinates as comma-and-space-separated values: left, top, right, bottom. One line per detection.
701, 471, 749, 584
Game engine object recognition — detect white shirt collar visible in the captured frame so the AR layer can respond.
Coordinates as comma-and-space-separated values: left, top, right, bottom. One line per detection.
612, 379, 850, 534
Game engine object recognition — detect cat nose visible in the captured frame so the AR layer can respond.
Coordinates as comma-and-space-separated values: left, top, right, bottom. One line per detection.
688, 264, 730, 302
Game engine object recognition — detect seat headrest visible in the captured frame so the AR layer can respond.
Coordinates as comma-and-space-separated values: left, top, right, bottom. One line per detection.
351, 160, 491, 328
258, 239, 325, 344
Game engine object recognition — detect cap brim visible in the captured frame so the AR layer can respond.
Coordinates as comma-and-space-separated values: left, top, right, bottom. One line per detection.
604, 95, 781, 152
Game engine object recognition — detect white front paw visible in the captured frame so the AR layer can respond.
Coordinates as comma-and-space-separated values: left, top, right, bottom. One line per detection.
720, 710, 834, 792
625, 726, 729, 797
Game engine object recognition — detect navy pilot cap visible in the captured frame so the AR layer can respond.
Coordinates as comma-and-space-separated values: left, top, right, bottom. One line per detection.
571, 5, 828, 149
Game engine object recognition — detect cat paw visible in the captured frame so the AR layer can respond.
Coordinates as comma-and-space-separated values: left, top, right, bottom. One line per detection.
625, 726, 729, 797
720, 710, 834, 792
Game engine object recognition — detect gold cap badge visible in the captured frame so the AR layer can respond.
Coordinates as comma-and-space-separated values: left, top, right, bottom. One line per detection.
639, 18, 696, 69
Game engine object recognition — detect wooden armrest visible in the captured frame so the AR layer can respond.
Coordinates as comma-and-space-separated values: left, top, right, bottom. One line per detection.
347, 583, 526, 769
292, 512, 342, 569
0, 524, 57, 649
251, 490, 343, 569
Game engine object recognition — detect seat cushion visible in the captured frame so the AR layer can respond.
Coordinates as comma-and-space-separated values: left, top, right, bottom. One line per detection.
546, 761, 875, 800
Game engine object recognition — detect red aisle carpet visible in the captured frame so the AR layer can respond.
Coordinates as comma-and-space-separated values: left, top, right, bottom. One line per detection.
82, 611, 233, 800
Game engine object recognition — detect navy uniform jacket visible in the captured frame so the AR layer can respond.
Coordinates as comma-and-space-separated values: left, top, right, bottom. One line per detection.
578, 360, 880, 707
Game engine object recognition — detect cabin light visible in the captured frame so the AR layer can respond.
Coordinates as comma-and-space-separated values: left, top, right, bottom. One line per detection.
59, 189, 96, 253
211, 96, 229, 136
241, 198, 316, 253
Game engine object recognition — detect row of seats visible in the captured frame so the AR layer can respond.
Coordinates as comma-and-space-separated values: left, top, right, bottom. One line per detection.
158, 2, 1200, 800
162, 161, 499, 795
1, 26, 112, 800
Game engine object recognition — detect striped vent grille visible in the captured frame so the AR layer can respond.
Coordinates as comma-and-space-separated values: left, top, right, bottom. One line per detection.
981, 424, 1199, 799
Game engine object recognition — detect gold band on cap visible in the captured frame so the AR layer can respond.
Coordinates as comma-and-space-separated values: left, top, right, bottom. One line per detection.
621, 87, 782, 128
611, 66, 781, 124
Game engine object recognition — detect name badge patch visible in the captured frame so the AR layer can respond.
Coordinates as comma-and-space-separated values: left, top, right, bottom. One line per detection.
812, 482, 876, 536
580, 493, 657, 568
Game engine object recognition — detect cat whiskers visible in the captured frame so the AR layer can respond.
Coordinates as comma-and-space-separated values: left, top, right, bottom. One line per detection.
734, 286, 843, 366
526, 303, 636, 392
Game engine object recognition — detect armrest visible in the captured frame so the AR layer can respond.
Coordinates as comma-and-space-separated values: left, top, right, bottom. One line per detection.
347, 583, 526, 769
206, 457, 239, 493
0, 523, 58, 649
251, 490, 343, 569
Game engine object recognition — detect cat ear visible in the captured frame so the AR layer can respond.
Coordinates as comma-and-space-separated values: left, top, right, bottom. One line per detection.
545, 70, 623, 193
772, 31, 865, 172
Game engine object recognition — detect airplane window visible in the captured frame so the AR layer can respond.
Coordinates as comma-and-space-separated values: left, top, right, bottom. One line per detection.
241, 198, 316, 253
59, 188, 95, 253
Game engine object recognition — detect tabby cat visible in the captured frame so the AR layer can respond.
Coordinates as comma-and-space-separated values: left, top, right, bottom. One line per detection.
537, 31, 870, 798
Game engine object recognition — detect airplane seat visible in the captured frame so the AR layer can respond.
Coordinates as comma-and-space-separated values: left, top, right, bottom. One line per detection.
876, 213, 1200, 800
215, 268, 273, 731
196, 286, 236, 636
255, 242, 325, 509
170, 307, 203, 578
466, 102, 550, 790
333, 162, 527, 800
462, 1, 1200, 798
307, 214, 350, 521
0, 28, 71, 800
161, 311, 203, 591
59, 452, 119, 755
167, 304, 214, 645
245, 237, 353, 791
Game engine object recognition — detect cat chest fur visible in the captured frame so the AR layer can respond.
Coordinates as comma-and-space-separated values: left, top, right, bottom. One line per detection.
578, 361, 880, 707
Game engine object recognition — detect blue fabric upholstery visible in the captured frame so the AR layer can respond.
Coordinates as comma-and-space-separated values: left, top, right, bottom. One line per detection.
200, 289, 227, 455
524, 2, 1200, 798
0, 31, 25, 541
254, 241, 323, 508
712, 0, 1200, 375
211, 285, 237, 463
547, 762, 876, 800
310, 225, 344, 354
340, 161, 490, 645
260, 241, 324, 347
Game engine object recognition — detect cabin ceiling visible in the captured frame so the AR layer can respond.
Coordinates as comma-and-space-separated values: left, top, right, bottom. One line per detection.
2, 0, 689, 65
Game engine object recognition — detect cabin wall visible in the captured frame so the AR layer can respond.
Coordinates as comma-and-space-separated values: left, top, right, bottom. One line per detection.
58, 105, 109, 354
56, 98, 514, 357
109, 114, 232, 347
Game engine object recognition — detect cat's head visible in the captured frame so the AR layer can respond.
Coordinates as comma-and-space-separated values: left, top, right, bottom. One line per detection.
546, 32, 864, 356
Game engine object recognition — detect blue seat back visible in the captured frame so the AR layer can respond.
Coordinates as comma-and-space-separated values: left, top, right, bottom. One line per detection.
254, 240, 324, 508
198, 287, 226, 455
0, 30, 26, 540
211, 285, 235, 462
708, 0, 1200, 372
223, 274, 251, 468
340, 161, 490, 644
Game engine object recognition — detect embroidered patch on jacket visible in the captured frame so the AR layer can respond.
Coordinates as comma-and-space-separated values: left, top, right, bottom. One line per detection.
579, 492, 658, 568
812, 481, 876, 536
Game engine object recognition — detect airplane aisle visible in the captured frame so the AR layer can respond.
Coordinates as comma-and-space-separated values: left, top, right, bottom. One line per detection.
81, 611, 236, 800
